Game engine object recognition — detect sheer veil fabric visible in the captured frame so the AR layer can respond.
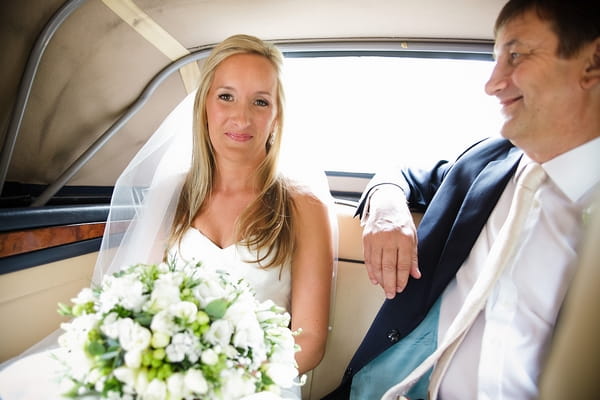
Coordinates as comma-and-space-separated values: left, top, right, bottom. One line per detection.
0, 88, 339, 380
96, 88, 338, 300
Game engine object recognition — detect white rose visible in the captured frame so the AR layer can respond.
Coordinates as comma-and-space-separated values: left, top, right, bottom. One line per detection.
124, 349, 142, 368
151, 331, 171, 348
264, 363, 298, 388
85, 367, 103, 384
149, 275, 182, 311
220, 369, 256, 399
230, 313, 265, 351
166, 372, 185, 400
192, 279, 228, 307
118, 318, 151, 352
100, 312, 120, 339
113, 366, 136, 387
59, 314, 98, 351
200, 348, 218, 365
150, 310, 177, 336
120, 276, 147, 312
142, 378, 167, 400
134, 369, 149, 396
169, 301, 198, 323
183, 369, 208, 395
204, 319, 233, 348
72, 287, 95, 305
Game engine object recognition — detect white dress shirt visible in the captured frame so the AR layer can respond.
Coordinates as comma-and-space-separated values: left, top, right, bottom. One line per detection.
438, 137, 600, 400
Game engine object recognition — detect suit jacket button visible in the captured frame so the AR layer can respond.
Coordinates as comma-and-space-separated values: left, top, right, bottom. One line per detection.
387, 329, 400, 343
344, 367, 353, 377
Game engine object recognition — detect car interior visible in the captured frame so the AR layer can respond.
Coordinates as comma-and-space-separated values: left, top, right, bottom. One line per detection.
0, 1, 598, 399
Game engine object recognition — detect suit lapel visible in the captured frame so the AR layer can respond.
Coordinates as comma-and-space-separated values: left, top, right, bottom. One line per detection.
434, 147, 523, 284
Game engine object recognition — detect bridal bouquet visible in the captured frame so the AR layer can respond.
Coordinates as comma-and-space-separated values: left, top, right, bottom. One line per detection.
56, 258, 299, 400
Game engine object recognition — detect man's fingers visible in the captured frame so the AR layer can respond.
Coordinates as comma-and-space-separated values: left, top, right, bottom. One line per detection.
410, 251, 421, 279
381, 247, 398, 299
363, 239, 382, 285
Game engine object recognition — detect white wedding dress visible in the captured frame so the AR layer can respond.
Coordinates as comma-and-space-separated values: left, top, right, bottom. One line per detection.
0, 227, 301, 400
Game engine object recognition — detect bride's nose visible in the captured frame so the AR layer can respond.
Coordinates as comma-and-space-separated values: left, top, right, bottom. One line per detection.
231, 103, 251, 127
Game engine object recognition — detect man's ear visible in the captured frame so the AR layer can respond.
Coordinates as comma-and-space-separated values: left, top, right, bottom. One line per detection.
581, 38, 600, 89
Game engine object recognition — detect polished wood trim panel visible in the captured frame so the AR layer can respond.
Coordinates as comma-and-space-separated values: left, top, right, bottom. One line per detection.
0, 223, 106, 258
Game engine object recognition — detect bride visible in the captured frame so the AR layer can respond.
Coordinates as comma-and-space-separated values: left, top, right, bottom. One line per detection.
0, 34, 336, 400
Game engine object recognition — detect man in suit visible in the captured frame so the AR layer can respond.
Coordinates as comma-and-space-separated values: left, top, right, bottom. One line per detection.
324, 0, 600, 398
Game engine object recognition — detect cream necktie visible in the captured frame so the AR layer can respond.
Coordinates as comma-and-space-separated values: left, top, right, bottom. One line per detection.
382, 162, 547, 400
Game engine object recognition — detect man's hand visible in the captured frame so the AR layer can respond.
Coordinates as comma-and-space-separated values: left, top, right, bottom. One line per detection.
362, 186, 421, 299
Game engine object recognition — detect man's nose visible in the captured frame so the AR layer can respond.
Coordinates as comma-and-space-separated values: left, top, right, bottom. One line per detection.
484, 62, 509, 96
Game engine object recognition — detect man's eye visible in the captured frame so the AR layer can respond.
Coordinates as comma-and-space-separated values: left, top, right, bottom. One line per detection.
218, 94, 233, 101
510, 52, 521, 60
255, 99, 269, 107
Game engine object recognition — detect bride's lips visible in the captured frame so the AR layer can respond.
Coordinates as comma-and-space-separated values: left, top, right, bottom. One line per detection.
225, 132, 253, 142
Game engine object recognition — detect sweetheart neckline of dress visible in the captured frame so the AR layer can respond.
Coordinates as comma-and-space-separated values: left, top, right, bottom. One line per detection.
188, 226, 237, 251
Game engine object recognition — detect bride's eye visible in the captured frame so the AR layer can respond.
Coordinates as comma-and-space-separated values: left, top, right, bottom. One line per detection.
218, 93, 234, 102
255, 98, 269, 107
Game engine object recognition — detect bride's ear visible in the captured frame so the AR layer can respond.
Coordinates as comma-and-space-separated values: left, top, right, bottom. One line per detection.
581, 38, 600, 89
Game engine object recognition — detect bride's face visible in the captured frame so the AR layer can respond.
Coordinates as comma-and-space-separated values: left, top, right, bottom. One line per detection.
205, 53, 279, 165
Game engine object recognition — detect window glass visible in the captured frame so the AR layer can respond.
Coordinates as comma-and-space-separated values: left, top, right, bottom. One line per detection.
281, 56, 503, 174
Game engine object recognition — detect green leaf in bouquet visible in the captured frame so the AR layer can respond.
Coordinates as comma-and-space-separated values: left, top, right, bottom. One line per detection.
86, 340, 105, 356
205, 299, 229, 319
57, 302, 73, 316
102, 376, 123, 397
135, 311, 154, 327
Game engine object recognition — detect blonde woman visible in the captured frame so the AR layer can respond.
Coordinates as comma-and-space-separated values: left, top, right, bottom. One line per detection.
0, 35, 335, 400
168, 35, 334, 376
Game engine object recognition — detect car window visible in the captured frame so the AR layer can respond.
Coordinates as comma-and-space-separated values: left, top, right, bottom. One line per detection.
281, 56, 503, 175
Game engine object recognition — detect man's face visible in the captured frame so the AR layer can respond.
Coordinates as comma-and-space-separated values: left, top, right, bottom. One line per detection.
485, 9, 590, 161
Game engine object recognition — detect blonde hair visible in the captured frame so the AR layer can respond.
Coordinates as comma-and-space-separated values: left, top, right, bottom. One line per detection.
168, 34, 294, 268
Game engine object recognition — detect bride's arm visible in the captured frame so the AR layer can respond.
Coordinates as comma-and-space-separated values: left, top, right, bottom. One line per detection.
290, 192, 334, 374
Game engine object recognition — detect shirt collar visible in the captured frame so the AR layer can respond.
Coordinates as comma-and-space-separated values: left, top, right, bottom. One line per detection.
541, 136, 600, 203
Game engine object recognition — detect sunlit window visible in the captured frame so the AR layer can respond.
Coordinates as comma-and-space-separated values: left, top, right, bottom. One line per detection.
281, 56, 503, 174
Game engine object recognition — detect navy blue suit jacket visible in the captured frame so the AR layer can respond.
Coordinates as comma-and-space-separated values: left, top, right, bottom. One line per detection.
323, 137, 523, 399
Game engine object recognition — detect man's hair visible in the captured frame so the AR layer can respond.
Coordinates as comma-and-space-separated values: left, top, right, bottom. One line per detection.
495, 0, 600, 58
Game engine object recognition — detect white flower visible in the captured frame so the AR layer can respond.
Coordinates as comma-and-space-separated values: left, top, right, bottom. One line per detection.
58, 314, 97, 350
264, 363, 298, 389
117, 318, 151, 352
169, 301, 198, 323
227, 301, 266, 363
72, 287, 95, 305
134, 369, 149, 395
148, 273, 182, 311
100, 312, 120, 339
200, 348, 218, 365
151, 331, 170, 348
220, 369, 256, 399
86, 367, 103, 385
166, 332, 201, 363
204, 319, 233, 348
124, 349, 142, 368
150, 310, 178, 336
256, 301, 291, 327
166, 372, 185, 400
183, 368, 208, 395
192, 278, 229, 307
142, 378, 167, 400
113, 366, 136, 388
99, 274, 147, 314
